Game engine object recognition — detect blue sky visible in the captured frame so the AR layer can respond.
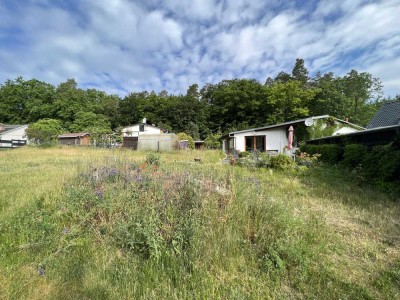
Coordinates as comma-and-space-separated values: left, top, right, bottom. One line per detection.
1, 0, 399, 97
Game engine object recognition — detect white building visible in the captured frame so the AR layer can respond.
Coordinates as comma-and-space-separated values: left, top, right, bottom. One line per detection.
0, 124, 29, 148
121, 118, 164, 137
221, 116, 363, 154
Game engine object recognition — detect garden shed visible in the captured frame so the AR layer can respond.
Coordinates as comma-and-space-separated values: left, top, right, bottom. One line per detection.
58, 133, 91, 146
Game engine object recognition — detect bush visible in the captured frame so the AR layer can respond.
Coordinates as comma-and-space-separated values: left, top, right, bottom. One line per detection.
177, 132, 195, 149
342, 144, 367, 168
257, 152, 270, 168
296, 152, 321, 167
239, 151, 250, 158
26, 118, 64, 145
363, 145, 400, 183
300, 144, 343, 164
302, 142, 400, 194
145, 152, 161, 167
269, 154, 295, 170
204, 133, 221, 149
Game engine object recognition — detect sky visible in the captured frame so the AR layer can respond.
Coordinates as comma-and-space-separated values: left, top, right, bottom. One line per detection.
0, 0, 400, 97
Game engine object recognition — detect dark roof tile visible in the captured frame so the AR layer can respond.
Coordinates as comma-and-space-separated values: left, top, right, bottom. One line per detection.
367, 100, 400, 129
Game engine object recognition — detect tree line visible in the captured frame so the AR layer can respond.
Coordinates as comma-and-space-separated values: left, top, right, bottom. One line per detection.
0, 59, 393, 142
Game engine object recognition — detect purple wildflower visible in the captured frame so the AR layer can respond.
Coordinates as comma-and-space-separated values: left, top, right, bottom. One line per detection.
96, 190, 104, 199
38, 265, 45, 276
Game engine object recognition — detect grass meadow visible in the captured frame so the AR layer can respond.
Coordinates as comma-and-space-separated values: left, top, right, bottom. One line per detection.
0, 147, 399, 299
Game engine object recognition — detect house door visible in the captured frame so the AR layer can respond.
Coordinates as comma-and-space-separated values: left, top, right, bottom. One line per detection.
245, 135, 266, 152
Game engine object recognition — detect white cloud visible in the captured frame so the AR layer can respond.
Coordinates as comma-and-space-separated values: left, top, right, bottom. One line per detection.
0, 0, 399, 97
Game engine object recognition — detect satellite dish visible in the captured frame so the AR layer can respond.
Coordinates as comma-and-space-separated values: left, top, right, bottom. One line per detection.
304, 118, 314, 127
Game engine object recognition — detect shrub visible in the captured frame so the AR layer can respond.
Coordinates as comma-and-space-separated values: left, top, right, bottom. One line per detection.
296, 152, 321, 167
239, 151, 250, 158
204, 133, 221, 149
257, 152, 270, 168
363, 145, 400, 183
342, 144, 367, 168
269, 154, 295, 170
26, 118, 64, 145
177, 132, 195, 149
300, 144, 343, 164
145, 152, 161, 167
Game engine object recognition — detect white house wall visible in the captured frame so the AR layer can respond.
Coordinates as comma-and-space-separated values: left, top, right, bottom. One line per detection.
333, 126, 359, 135
231, 128, 288, 153
122, 125, 161, 137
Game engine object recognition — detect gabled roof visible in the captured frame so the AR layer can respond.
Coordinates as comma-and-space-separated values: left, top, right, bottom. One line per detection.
121, 123, 162, 130
226, 115, 364, 136
0, 124, 28, 134
367, 100, 400, 129
58, 133, 90, 138
307, 124, 400, 147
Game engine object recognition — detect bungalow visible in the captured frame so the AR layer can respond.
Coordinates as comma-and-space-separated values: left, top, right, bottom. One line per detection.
0, 124, 28, 148
121, 118, 165, 137
222, 115, 363, 154
58, 133, 91, 146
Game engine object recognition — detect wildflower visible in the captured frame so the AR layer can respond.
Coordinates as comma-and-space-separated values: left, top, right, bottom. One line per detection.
95, 189, 104, 199
62, 228, 70, 234
38, 265, 45, 276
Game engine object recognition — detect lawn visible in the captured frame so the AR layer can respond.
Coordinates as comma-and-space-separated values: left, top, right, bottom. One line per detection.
0, 147, 399, 299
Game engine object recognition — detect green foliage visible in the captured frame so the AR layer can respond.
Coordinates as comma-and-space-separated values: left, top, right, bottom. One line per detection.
309, 70, 383, 126
302, 142, 400, 194
238, 151, 250, 158
266, 80, 319, 124
342, 144, 367, 168
70, 111, 112, 134
204, 132, 222, 149
362, 144, 400, 192
296, 152, 321, 167
0, 60, 385, 137
0, 148, 399, 299
269, 154, 295, 170
145, 152, 161, 167
301, 144, 343, 164
291, 58, 309, 86
177, 132, 195, 149
184, 121, 200, 140
26, 118, 64, 144
306, 118, 339, 140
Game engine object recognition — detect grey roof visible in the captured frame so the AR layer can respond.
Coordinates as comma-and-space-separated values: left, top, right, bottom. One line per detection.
58, 133, 90, 138
367, 100, 400, 129
309, 124, 400, 142
227, 115, 364, 135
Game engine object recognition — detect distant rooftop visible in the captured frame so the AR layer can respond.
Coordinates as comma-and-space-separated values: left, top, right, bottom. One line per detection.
58, 133, 90, 138
0, 124, 28, 134
367, 100, 400, 129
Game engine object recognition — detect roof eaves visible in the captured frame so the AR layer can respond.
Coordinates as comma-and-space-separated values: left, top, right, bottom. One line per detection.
228, 115, 330, 135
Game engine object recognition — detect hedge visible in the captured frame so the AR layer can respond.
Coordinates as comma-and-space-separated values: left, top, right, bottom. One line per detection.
301, 142, 400, 194
300, 144, 343, 164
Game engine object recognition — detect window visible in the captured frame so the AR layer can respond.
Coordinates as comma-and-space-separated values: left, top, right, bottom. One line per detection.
139, 124, 145, 132
245, 135, 265, 152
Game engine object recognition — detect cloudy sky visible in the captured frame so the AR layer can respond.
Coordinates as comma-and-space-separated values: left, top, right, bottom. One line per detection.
1, 0, 399, 97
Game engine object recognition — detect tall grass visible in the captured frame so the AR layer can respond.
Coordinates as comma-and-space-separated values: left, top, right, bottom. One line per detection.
0, 147, 399, 299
